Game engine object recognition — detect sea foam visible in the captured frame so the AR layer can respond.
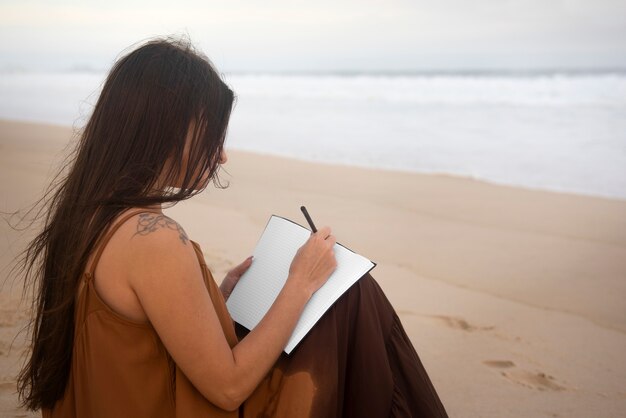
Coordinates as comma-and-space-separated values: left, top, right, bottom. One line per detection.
1, 71, 624, 200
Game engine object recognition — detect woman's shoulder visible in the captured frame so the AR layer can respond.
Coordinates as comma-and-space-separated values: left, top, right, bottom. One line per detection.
94, 208, 199, 282
95, 207, 203, 309
125, 209, 191, 246
112, 208, 196, 258
85, 208, 200, 325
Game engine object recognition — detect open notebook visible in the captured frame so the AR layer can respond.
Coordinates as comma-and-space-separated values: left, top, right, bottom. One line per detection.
225, 215, 376, 354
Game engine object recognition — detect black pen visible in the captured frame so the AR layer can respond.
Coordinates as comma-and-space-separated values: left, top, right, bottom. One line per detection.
300, 206, 317, 233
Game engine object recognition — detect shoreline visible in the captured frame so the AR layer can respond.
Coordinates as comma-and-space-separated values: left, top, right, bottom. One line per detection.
1, 118, 625, 416
2, 117, 624, 204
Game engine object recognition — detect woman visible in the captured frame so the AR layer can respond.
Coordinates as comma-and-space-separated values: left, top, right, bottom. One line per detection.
14, 37, 448, 417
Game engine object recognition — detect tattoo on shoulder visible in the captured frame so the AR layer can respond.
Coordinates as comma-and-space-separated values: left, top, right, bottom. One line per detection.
133, 213, 189, 245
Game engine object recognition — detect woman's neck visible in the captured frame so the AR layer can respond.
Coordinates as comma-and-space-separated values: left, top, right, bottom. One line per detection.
139, 203, 163, 214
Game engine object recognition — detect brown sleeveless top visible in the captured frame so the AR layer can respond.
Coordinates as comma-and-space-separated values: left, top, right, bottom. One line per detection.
42, 209, 241, 418
41, 209, 449, 417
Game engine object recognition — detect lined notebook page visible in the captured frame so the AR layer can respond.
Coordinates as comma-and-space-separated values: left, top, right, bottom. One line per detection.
226, 215, 376, 354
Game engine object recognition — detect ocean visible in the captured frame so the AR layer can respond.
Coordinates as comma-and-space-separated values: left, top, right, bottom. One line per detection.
1, 70, 625, 201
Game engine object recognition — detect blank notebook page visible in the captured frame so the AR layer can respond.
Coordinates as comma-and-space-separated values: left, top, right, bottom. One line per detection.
226, 215, 375, 354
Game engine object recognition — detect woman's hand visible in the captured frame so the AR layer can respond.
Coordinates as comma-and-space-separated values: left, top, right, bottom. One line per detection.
287, 226, 337, 298
220, 256, 254, 301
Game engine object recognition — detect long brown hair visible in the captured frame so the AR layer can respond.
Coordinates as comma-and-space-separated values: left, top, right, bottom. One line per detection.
10, 35, 236, 410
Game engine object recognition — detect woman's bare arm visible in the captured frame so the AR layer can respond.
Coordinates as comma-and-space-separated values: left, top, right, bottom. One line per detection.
127, 215, 336, 411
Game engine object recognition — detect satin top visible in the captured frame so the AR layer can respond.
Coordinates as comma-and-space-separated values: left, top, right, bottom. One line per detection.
42, 209, 240, 418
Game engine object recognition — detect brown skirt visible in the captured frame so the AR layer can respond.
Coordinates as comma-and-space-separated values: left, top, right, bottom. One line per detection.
236, 273, 449, 418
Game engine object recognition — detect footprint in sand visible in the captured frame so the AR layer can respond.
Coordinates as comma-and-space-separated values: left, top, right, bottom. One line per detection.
399, 312, 531, 344
396, 309, 416, 316
396, 311, 495, 333
0, 376, 16, 391
0, 315, 19, 328
483, 360, 516, 368
0, 303, 31, 328
482, 360, 567, 391
428, 314, 495, 332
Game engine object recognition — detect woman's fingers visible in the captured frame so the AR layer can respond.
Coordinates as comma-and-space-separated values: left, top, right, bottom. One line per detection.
228, 256, 254, 278
288, 224, 339, 296
221, 256, 254, 301
325, 234, 337, 247
314, 226, 332, 240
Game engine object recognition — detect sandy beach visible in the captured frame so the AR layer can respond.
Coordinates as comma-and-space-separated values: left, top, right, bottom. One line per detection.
1, 118, 625, 417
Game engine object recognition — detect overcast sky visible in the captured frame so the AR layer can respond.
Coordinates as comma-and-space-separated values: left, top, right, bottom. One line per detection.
1, 0, 625, 72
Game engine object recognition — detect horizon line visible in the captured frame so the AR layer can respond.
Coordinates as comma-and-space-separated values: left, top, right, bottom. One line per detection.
2, 65, 626, 77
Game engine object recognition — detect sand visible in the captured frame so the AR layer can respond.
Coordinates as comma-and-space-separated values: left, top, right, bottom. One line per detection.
1, 119, 625, 417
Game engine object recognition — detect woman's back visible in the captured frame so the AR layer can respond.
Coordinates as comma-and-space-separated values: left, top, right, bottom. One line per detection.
42, 208, 240, 417
83, 208, 159, 324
